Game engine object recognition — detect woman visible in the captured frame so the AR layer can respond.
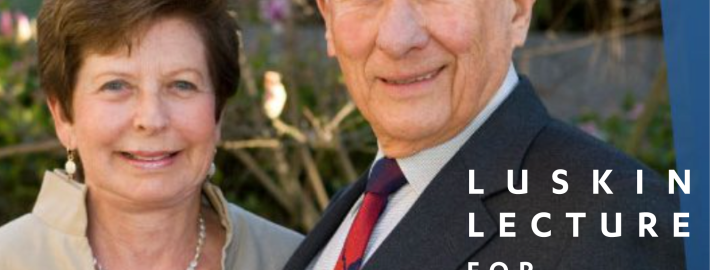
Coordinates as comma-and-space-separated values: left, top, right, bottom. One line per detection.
0, 0, 302, 269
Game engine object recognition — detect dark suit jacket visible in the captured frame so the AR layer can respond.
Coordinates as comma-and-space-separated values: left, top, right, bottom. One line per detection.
284, 77, 686, 270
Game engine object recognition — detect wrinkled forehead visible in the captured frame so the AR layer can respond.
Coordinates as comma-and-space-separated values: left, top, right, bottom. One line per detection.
321, 0, 510, 17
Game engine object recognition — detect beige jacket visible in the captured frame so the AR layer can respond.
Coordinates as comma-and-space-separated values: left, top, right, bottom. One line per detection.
0, 170, 303, 270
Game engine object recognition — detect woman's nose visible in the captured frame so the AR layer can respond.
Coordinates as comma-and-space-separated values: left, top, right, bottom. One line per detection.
132, 87, 169, 134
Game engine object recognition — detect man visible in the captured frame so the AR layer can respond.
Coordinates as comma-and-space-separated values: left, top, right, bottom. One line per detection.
285, 0, 686, 269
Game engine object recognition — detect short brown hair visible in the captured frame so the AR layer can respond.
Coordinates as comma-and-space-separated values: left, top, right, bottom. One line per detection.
38, 0, 241, 121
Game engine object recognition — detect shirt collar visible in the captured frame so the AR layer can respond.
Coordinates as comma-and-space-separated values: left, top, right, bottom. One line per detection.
32, 169, 235, 246
32, 169, 89, 236
374, 63, 519, 195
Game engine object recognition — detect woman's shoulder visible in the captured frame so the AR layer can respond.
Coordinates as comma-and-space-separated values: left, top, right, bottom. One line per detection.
0, 214, 52, 267
225, 202, 303, 246
0, 214, 42, 245
224, 203, 303, 270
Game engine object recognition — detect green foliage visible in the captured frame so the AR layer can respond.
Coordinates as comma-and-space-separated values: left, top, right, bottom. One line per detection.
0, 30, 61, 222
574, 92, 676, 173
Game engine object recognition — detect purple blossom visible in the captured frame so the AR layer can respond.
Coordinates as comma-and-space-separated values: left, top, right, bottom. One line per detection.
260, 0, 290, 24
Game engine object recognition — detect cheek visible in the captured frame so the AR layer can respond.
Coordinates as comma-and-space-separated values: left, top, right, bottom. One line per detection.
429, 14, 482, 55
332, 18, 378, 118
426, 0, 514, 57
72, 100, 131, 148
331, 11, 377, 60
341, 70, 373, 124
171, 98, 218, 145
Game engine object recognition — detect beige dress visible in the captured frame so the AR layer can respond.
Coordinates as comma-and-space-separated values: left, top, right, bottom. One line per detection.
0, 170, 303, 270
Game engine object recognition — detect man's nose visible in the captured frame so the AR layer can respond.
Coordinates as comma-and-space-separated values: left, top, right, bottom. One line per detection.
375, 0, 429, 58
133, 87, 169, 134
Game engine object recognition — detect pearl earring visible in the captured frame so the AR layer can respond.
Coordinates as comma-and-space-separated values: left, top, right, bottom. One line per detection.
208, 162, 216, 178
65, 149, 77, 181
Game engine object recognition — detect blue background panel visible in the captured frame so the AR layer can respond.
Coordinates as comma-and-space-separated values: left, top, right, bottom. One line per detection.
660, 0, 710, 269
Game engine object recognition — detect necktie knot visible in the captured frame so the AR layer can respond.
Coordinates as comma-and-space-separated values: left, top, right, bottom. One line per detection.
333, 158, 407, 270
366, 158, 407, 195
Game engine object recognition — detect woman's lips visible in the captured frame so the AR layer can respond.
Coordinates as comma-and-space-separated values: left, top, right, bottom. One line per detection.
119, 151, 179, 170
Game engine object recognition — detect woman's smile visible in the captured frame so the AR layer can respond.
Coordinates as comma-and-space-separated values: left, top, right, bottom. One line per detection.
117, 150, 180, 170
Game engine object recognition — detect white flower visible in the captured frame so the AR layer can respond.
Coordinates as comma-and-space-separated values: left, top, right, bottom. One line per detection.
15, 12, 31, 44
263, 71, 287, 119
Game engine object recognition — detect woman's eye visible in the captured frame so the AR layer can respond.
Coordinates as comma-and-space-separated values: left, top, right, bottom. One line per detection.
101, 80, 128, 92
173, 80, 197, 91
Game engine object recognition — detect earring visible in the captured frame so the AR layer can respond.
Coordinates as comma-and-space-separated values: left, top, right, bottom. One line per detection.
207, 148, 217, 178
65, 149, 77, 181
208, 162, 216, 178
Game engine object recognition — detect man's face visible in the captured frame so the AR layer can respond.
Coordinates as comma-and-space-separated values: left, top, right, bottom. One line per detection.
318, 0, 534, 157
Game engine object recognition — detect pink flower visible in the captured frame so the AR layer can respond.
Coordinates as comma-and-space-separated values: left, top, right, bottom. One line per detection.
0, 10, 13, 37
626, 103, 645, 121
579, 122, 606, 140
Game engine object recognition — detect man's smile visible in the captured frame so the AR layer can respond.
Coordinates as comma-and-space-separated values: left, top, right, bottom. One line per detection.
378, 65, 446, 86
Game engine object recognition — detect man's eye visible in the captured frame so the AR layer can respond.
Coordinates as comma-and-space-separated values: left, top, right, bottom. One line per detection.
173, 80, 197, 91
101, 80, 128, 91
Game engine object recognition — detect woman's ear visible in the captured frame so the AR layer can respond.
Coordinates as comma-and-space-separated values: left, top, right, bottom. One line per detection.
47, 98, 76, 149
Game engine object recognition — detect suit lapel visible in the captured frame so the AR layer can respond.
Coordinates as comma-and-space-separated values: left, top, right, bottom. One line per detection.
362, 78, 551, 270
283, 173, 368, 270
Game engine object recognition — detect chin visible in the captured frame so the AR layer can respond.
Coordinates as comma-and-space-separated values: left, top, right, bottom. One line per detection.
387, 113, 447, 136
380, 122, 448, 149
110, 176, 200, 205
125, 187, 194, 205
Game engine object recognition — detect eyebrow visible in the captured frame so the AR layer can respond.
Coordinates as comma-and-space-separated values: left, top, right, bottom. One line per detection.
163, 67, 207, 82
91, 67, 207, 85
91, 71, 136, 85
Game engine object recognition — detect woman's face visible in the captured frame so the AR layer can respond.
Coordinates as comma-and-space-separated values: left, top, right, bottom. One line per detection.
50, 17, 219, 206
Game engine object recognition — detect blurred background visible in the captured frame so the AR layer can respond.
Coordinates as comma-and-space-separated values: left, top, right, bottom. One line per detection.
0, 0, 673, 232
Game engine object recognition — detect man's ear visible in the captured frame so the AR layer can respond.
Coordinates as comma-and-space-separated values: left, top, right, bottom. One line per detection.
47, 98, 76, 149
510, 0, 536, 48
315, 0, 337, 57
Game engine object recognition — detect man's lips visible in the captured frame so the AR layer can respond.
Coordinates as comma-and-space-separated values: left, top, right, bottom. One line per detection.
378, 66, 446, 85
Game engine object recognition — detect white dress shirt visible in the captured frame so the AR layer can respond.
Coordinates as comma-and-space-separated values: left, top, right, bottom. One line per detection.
307, 64, 520, 270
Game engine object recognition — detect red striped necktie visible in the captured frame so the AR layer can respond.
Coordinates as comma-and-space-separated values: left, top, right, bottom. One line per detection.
333, 158, 408, 270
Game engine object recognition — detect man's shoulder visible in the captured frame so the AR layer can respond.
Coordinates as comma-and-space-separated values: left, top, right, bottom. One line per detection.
512, 117, 678, 209
523, 118, 669, 188
527, 118, 643, 170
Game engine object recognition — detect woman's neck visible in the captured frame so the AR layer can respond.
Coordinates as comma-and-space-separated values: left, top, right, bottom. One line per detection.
86, 189, 204, 270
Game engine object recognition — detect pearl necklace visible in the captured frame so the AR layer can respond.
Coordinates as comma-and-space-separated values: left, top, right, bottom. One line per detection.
92, 214, 206, 270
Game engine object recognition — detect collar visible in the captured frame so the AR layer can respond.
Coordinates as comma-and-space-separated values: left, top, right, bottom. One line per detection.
374, 63, 520, 195
32, 169, 234, 249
